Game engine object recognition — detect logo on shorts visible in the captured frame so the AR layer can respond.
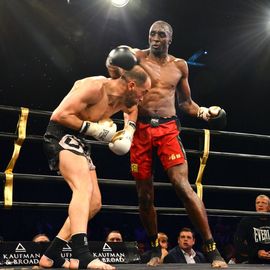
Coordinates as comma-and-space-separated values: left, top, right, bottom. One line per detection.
168, 153, 181, 160
131, 163, 138, 173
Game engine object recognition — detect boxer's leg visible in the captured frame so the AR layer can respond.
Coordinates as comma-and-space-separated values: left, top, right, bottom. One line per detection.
136, 178, 162, 266
40, 147, 91, 269
58, 151, 114, 270
88, 170, 102, 220
168, 162, 227, 268
39, 235, 69, 268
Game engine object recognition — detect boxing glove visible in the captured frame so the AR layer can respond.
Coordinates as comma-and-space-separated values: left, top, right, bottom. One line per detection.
106, 45, 138, 71
80, 118, 117, 142
197, 106, 227, 129
109, 121, 136, 155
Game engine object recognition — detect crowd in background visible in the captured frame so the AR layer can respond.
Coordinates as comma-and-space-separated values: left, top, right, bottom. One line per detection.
1, 194, 269, 265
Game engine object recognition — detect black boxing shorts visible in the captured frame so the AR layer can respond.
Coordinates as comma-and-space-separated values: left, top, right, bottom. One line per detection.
43, 120, 96, 173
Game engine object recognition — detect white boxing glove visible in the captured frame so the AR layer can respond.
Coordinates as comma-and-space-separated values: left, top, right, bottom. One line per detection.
197, 106, 221, 121
79, 118, 117, 142
108, 121, 136, 155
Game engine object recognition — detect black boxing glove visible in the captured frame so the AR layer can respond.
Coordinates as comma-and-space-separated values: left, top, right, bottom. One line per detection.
208, 107, 227, 129
197, 106, 227, 129
106, 45, 138, 71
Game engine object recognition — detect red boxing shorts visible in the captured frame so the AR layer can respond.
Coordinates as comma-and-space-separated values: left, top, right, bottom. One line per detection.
130, 117, 186, 180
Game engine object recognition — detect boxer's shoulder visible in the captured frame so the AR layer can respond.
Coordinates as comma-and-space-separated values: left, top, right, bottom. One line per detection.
135, 48, 148, 58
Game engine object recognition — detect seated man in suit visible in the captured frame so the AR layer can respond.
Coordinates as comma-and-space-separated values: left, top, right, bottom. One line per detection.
164, 227, 207, 264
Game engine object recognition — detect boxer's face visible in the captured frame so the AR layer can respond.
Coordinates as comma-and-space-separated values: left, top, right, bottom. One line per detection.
124, 78, 151, 108
149, 23, 172, 55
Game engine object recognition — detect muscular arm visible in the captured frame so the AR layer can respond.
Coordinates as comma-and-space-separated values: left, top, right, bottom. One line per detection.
176, 60, 200, 117
51, 79, 103, 130
123, 105, 138, 126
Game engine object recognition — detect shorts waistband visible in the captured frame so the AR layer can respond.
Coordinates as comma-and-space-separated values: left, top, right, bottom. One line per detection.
45, 120, 79, 137
138, 115, 178, 126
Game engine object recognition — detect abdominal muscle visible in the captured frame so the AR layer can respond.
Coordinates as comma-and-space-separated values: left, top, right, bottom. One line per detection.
139, 86, 177, 117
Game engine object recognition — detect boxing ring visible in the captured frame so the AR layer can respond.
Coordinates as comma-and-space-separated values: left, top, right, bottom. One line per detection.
1, 264, 270, 270
0, 104, 270, 269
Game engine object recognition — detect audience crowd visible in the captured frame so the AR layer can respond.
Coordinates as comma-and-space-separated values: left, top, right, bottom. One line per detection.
1, 194, 269, 265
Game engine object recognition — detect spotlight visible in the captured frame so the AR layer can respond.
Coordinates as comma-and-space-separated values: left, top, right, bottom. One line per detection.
111, 0, 130, 8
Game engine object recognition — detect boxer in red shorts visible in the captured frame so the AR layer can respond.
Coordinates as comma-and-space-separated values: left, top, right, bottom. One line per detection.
107, 20, 227, 268
130, 118, 186, 180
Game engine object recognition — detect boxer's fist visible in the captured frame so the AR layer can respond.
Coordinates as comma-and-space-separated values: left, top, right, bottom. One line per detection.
197, 106, 227, 129
109, 121, 136, 155
106, 45, 137, 71
80, 118, 117, 142
208, 106, 227, 129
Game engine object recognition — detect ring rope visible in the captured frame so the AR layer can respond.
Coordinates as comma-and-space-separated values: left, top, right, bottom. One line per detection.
0, 131, 269, 160
1, 104, 270, 140
0, 200, 269, 218
1, 104, 270, 214
195, 129, 210, 199
1, 172, 270, 194
4, 107, 29, 207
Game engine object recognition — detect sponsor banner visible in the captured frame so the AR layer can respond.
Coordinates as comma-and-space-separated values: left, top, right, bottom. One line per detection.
0, 241, 140, 266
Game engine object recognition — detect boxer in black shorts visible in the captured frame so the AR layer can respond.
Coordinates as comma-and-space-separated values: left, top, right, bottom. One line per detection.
38, 54, 151, 270
44, 121, 96, 173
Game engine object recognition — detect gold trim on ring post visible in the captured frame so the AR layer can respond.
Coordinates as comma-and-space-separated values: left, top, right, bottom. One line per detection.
4, 107, 29, 207
195, 129, 210, 200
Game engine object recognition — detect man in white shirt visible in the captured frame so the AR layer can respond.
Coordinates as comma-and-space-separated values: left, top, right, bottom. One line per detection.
164, 227, 207, 264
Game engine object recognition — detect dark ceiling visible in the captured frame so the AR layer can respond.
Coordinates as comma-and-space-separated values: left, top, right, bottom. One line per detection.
1, 0, 270, 134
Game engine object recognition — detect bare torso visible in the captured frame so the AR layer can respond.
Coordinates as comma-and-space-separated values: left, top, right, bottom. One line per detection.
51, 76, 130, 130
136, 49, 184, 118
71, 77, 111, 121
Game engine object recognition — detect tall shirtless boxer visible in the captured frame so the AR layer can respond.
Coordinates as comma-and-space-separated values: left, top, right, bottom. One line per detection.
107, 21, 227, 268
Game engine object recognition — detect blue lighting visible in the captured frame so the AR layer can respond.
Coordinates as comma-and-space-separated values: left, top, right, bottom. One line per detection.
187, 49, 207, 67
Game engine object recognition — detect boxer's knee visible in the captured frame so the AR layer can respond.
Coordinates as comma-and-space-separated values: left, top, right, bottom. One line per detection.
92, 200, 102, 215
88, 196, 102, 219
168, 167, 194, 201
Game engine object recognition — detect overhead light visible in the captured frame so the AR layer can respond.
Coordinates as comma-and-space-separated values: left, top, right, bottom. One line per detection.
111, 0, 130, 8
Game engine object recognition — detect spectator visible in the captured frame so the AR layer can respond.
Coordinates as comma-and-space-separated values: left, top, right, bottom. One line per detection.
137, 242, 146, 255
32, 233, 50, 243
140, 232, 169, 263
234, 194, 270, 264
106, 230, 123, 242
164, 227, 207, 263
157, 232, 169, 262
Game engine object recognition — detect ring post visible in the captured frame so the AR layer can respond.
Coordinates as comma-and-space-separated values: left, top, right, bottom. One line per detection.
4, 107, 29, 207
195, 129, 210, 200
